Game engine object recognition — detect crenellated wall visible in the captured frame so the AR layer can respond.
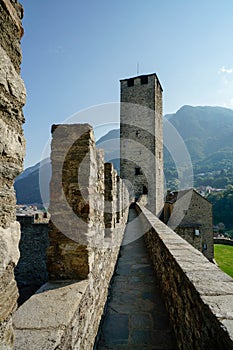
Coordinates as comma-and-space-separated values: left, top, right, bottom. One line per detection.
136, 203, 233, 350
0, 1, 26, 348
13, 124, 129, 350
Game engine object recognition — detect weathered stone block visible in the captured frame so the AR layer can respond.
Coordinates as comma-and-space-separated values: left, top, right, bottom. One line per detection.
0, 0, 23, 73
0, 46, 26, 105
48, 124, 105, 279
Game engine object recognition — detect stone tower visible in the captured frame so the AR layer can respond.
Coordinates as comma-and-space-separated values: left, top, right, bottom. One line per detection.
120, 73, 164, 215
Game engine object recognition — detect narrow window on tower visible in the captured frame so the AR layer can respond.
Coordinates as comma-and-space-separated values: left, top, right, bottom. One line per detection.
141, 76, 148, 85
127, 78, 134, 87
135, 167, 142, 175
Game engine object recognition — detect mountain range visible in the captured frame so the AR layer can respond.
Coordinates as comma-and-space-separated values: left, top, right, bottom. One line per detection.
14, 105, 233, 205
167, 105, 233, 171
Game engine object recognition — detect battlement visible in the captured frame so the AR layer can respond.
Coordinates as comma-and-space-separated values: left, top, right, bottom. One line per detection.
120, 73, 163, 91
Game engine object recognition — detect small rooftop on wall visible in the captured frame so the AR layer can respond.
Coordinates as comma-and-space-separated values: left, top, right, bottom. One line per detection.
165, 188, 212, 205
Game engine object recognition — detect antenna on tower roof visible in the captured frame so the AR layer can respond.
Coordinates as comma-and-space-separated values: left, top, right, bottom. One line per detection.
137, 62, 139, 75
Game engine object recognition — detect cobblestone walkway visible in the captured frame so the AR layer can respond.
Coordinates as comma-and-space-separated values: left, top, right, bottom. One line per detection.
96, 208, 178, 349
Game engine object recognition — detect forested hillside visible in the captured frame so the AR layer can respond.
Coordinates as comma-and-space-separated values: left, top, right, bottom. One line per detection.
207, 186, 233, 231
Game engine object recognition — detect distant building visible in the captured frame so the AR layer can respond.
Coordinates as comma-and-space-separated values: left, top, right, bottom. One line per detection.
162, 189, 213, 261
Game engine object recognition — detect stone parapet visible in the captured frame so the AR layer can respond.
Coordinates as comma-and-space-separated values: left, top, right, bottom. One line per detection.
13, 231, 124, 350
136, 203, 233, 349
47, 124, 101, 280
13, 231, 128, 349
214, 238, 233, 246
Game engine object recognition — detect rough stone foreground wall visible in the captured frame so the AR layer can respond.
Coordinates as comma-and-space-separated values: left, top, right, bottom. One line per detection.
136, 203, 233, 350
0, 1, 26, 348
13, 124, 129, 350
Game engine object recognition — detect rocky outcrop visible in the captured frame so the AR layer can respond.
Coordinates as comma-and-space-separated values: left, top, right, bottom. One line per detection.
0, 1, 25, 348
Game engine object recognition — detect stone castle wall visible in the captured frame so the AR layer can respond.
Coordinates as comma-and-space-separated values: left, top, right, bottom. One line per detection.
13, 124, 129, 349
0, 1, 26, 348
136, 203, 233, 349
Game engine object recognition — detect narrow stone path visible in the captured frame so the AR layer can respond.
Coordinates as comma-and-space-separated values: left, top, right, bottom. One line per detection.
96, 208, 178, 349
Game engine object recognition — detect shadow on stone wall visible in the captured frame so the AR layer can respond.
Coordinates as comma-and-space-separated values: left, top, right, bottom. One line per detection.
14, 216, 49, 305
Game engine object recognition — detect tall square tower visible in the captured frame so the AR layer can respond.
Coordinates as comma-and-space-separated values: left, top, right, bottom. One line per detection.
120, 73, 164, 215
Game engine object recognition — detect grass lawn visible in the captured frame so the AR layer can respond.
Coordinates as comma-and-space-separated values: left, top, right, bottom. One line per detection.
214, 244, 233, 278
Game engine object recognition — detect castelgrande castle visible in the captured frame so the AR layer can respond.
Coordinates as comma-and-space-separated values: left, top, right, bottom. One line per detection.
1, 1, 233, 349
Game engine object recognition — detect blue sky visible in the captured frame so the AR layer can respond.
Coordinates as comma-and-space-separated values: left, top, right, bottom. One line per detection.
20, 0, 233, 167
